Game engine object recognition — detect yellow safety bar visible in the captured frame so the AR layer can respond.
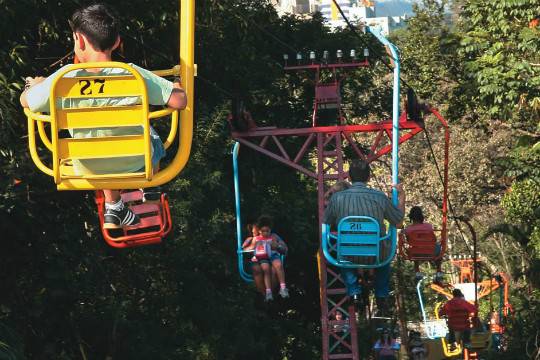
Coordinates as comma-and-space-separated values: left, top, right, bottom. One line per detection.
24, 0, 195, 190
434, 302, 462, 357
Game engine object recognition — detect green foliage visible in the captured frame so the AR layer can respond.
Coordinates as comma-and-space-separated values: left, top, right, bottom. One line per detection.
393, 0, 461, 107
502, 178, 540, 226
1, 0, 539, 358
0, 323, 25, 360
458, 0, 540, 126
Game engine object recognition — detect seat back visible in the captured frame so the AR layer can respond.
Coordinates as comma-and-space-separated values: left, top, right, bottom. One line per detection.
424, 319, 448, 339
95, 190, 172, 248
404, 230, 437, 260
49, 62, 152, 185
322, 216, 395, 268
337, 216, 381, 264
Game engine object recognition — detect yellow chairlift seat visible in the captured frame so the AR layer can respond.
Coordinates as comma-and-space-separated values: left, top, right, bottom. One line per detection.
24, 61, 193, 190
24, 0, 195, 191
434, 302, 463, 357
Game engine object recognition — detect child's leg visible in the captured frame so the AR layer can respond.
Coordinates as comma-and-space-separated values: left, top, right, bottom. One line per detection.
251, 262, 265, 295
103, 190, 121, 203
260, 262, 272, 291
150, 127, 165, 175
447, 329, 456, 343
102, 190, 140, 228
272, 258, 286, 287
271, 266, 279, 291
414, 261, 420, 272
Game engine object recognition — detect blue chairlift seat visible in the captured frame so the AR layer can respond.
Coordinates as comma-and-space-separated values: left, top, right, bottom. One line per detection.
322, 216, 395, 268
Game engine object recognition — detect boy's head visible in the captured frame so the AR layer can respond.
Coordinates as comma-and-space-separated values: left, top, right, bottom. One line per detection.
69, 3, 120, 59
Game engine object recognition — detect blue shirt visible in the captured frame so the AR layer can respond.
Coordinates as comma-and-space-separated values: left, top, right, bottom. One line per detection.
323, 182, 403, 230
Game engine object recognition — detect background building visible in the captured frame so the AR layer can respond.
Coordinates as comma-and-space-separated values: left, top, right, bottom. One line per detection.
271, 0, 319, 15
273, 0, 407, 35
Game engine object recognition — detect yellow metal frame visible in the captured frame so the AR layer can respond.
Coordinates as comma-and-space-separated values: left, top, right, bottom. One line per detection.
434, 302, 462, 357
24, 0, 195, 190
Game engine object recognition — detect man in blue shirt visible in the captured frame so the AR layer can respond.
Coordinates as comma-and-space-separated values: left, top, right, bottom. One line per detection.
323, 159, 405, 316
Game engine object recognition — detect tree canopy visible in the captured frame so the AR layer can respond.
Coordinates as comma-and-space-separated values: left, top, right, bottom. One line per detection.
0, 0, 539, 359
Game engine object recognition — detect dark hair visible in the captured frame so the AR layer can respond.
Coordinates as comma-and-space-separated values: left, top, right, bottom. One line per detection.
452, 288, 464, 298
256, 215, 273, 229
408, 206, 425, 223
349, 159, 370, 183
379, 327, 393, 346
70, 3, 119, 51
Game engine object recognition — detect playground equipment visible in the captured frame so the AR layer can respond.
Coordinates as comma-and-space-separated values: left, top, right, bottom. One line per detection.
431, 256, 512, 359
231, 23, 450, 360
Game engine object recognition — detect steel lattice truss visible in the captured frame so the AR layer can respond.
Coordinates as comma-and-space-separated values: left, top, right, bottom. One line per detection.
232, 108, 450, 360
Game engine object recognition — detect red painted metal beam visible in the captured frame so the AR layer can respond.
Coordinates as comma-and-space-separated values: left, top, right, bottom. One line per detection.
236, 138, 317, 179
231, 120, 424, 138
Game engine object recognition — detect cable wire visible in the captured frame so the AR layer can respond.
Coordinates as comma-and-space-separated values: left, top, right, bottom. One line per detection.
329, 0, 474, 263
330, 1, 475, 258
234, 11, 300, 54
424, 127, 474, 256
330, 0, 413, 90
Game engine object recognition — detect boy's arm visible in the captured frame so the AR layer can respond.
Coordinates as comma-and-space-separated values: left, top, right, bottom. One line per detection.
242, 237, 253, 249
467, 302, 478, 315
271, 234, 288, 255
133, 65, 187, 110
323, 197, 337, 226
439, 303, 447, 317
19, 77, 47, 108
166, 78, 187, 110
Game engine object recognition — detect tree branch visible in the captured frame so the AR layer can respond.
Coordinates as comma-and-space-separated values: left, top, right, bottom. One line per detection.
497, 122, 540, 138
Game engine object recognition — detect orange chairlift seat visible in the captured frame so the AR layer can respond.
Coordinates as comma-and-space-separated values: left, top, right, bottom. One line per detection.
399, 229, 439, 261
95, 190, 172, 248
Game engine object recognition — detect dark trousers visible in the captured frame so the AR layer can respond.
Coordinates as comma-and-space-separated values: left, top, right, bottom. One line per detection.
448, 328, 471, 344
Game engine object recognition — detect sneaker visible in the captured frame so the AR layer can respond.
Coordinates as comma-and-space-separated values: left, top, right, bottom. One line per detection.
265, 292, 274, 302
104, 205, 140, 229
448, 343, 457, 352
279, 287, 289, 298
415, 272, 424, 281
463, 342, 472, 350
142, 186, 161, 202
434, 272, 444, 282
